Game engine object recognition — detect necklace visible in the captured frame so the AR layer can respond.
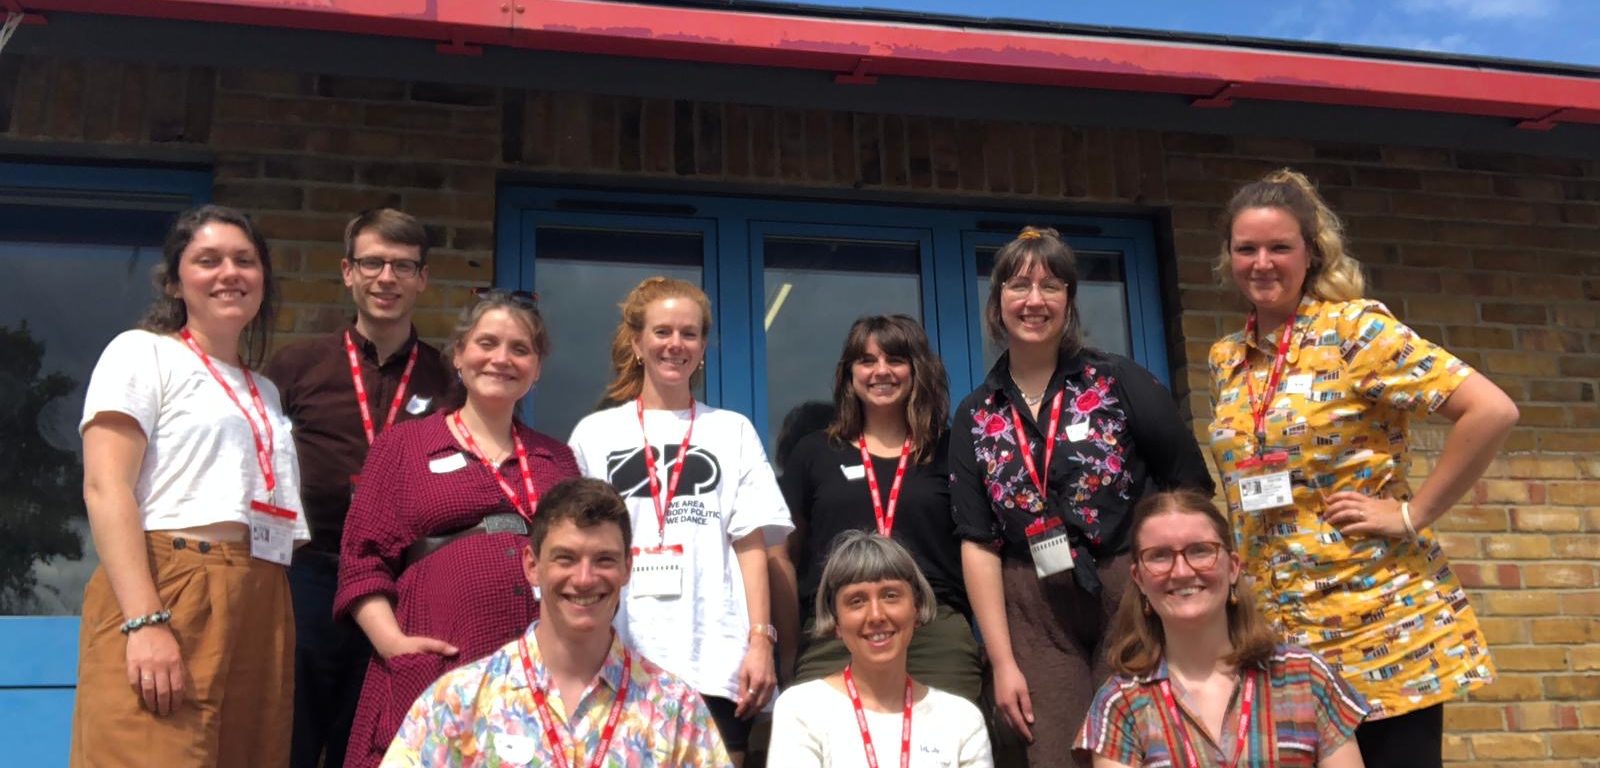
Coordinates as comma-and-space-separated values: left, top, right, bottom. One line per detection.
1020, 388, 1045, 407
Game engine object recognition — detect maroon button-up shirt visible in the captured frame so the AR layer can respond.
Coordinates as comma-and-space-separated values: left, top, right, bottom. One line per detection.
264, 325, 455, 553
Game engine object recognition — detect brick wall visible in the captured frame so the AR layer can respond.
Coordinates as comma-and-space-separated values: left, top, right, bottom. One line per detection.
5, 52, 1599, 765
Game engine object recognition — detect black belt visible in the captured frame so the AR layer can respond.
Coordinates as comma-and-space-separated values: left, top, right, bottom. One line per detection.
403, 512, 529, 567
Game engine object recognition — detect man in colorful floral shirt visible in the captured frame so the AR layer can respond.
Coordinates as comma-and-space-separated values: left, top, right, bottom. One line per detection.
380, 478, 732, 768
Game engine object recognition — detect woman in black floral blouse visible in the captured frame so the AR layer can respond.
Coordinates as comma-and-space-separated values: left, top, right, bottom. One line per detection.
949, 227, 1213, 767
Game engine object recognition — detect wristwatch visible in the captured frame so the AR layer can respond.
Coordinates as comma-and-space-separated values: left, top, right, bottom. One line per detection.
749, 623, 777, 643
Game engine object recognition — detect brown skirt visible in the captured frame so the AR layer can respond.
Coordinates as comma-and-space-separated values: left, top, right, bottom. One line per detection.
71, 533, 294, 768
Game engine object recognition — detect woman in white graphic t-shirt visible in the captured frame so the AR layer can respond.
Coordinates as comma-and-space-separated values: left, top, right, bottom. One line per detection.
568, 276, 794, 766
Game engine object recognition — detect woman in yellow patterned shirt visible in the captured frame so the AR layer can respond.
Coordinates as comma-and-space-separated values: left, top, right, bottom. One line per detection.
1206, 168, 1519, 768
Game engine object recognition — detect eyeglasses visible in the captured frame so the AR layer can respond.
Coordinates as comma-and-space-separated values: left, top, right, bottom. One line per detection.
473, 287, 539, 306
1136, 541, 1225, 576
1002, 278, 1068, 297
352, 257, 423, 279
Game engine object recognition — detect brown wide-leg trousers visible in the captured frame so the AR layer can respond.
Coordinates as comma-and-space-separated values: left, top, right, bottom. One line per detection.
71, 533, 294, 768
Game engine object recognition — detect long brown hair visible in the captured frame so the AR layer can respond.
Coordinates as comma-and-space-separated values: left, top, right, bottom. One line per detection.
983, 226, 1082, 356
141, 204, 278, 368
826, 315, 948, 464
1106, 489, 1278, 677
599, 277, 713, 407
1217, 168, 1365, 302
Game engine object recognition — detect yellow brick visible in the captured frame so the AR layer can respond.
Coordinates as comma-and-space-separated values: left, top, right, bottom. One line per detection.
1510, 508, 1583, 533
1479, 479, 1533, 504
1522, 563, 1599, 588
1549, 731, 1600, 758
1439, 506, 1509, 532
1531, 618, 1600, 644
1470, 674, 1544, 702
1494, 646, 1568, 672
1546, 482, 1600, 506
1469, 732, 1547, 759
1441, 734, 1473, 762
1482, 534, 1552, 559
1438, 533, 1483, 558
1443, 702, 1505, 730
1505, 702, 1573, 731
1545, 674, 1600, 700
1579, 703, 1600, 728
1505, 456, 1584, 479
1570, 645, 1600, 671
1477, 617, 1531, 645
1479, 591, 1560, 616
1552, 536, 1600, 558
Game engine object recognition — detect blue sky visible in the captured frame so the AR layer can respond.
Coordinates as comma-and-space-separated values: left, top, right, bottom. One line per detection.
792, 0, 1600, 68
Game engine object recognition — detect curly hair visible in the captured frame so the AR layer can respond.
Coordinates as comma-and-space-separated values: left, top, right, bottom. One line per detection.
1217, 168, 1365, 303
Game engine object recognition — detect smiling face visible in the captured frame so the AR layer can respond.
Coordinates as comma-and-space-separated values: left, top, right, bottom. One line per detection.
632, 296, 706, 398
524, 518, 630, 639
850, 335, 913, 414
175, 221, 265, 334
1131, 510, 1241, 629
834, 578, 918, 669
999, 260, 1070, 348
342, 230, 428, 328
452, 308, 542, 408
1229, 206, 1311, 323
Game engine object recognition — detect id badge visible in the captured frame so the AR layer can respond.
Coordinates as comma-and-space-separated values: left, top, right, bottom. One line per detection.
249, 500, 297, 565
1025, 517, 1074, 579
631, 546, 683, 598
1236, 452, 1293, 513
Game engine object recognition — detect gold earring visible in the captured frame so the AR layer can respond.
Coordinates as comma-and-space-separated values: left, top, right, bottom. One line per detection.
1141, 596, 1152, 616
1228, 585, 1239, 605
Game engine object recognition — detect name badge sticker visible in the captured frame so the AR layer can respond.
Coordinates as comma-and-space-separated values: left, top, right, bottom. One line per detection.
1283, 374, 1314, 397
249, 500, 296, 565
839, 463, 867, 481
404, 395, 433, 416
1064, 421, 1090, 443
428, 452, 469, 474
631, 548, 684, 598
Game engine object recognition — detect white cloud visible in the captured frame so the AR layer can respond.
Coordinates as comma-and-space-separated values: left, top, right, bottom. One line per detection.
1355, 31, 1477, 53
1399, 0, 1554, 21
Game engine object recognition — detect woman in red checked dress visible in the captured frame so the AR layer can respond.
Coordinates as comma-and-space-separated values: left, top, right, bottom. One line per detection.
335, 292, 579, 768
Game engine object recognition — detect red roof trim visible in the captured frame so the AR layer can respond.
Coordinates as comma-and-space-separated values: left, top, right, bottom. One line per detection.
21, 0, 1600, 126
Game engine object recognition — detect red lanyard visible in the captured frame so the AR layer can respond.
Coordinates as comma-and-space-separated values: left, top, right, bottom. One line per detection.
1242, 311, 1296, 456
1157, 672, 1257, 768
518, 635, 631, 768
858, 436, 913, 537
450, 411, 538, 521
343, 331, 418, 445
180, 329, 275, 497
842, 666, 913, 768
636, 398, 695, 543
1009, 389, 1065, 501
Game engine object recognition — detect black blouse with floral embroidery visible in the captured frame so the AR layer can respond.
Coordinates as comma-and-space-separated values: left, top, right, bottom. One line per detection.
949, 349, 1214, 592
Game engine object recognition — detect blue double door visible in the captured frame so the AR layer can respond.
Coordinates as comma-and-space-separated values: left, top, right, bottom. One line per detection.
498, 187, 1169, 454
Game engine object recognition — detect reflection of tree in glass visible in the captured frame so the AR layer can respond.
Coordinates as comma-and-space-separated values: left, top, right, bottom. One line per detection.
0, 322, 84, 614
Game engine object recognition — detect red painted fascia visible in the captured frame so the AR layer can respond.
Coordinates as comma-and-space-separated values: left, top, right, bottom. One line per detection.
17, 0, 1600, 126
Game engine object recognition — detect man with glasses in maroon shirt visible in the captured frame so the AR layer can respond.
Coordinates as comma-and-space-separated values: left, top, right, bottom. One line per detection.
265, 208, 454, 768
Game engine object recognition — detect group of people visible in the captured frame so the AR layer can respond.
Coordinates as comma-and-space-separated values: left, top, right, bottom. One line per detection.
69, 166, 1517, 768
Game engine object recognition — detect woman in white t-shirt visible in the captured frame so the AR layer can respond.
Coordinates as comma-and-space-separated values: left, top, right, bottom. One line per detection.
769, 531, 992, 767
72, 205, 308, 768
568, 276, 793, 765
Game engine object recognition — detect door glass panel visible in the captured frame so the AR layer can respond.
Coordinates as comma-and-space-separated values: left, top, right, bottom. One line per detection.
762, 235, 922, 460
975, 247, 1129, 369
531, 226, 704, 441
0, 241, 163, 615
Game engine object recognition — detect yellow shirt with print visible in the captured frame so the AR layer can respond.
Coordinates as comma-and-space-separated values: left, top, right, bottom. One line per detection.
1208, 296, 1494, 720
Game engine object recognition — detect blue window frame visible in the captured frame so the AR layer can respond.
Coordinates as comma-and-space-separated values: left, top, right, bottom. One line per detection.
497, 187, 1169, 448
0, 162, 209, 766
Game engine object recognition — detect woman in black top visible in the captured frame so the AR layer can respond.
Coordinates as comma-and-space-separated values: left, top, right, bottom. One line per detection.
950, 227, 1214, 766
781, 314, 981, 701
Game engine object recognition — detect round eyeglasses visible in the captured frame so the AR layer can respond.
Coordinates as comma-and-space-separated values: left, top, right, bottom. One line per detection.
1135, 541, 1225, 576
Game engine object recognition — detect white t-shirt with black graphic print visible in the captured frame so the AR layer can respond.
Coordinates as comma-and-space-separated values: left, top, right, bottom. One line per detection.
568, 401, 793, 701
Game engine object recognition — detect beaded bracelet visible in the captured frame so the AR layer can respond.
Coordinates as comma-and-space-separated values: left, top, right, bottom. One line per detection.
120, 610, 173, 635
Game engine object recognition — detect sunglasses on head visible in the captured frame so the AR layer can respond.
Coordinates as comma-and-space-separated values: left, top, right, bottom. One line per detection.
473, 287, 539, 306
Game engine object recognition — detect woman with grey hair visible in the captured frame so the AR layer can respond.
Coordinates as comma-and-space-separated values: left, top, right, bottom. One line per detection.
768, 531, 992, 767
